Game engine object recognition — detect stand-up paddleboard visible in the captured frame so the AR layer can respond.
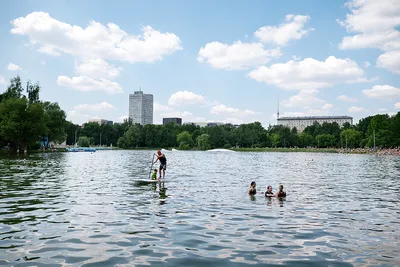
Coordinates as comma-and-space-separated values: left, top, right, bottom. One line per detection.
135, 179, 166, 183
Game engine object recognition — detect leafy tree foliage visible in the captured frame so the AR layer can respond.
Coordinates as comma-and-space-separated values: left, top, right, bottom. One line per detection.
0, 76, 67, 152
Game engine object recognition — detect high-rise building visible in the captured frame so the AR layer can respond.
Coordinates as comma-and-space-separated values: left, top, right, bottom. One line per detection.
129, 90, 153, 125
163, 117, 182, 126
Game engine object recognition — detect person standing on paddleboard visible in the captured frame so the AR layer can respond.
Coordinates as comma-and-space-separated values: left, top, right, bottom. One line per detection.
154, 150, 167, 180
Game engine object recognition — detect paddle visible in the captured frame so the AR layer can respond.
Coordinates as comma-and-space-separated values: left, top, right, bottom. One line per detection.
148, 153, 156, 179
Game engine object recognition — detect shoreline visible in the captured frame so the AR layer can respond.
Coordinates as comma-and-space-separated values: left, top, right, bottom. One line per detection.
1, 147, 399, 156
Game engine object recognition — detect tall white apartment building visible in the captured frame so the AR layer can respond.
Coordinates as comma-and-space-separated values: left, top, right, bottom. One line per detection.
129, 90, 153, 125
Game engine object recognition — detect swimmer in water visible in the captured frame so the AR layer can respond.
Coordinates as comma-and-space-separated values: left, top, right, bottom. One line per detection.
275, 184, 286, 198
265, 185, 274, 197
248, 181, 257, 195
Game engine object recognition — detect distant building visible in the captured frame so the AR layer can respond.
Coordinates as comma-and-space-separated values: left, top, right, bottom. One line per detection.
129, 90, 153, 125
163, 117, 182, 125
183, 122, 228, 127
277, 116, 353, 133
88, 119, 113, 126
207, 122, 225, 127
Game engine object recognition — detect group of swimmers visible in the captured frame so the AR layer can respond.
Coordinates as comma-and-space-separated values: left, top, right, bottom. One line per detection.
248, 182, 286, 198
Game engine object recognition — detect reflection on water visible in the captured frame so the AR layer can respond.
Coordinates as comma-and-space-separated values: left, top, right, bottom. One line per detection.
0, 150, 400, 266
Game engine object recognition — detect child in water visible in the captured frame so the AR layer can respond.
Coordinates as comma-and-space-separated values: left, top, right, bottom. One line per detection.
151, 169, 158, 180
265, 185, 274, 197
275, 184, 286, 197
248, 181, 257, 195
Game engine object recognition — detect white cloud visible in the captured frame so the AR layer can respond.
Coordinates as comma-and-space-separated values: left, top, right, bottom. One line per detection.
363, 85, 400, 99
378, 108, 388, 112
57, 75, 123, 94
338, 0, 400, 74
254, 14, 314, 46
249, 56, 367, 90
322, 103, 334, 109
223, 118, 245, 125
210, 103, 257, 117
168, 91, 207, 106
154, 102, 174, 113
66, 110, 94, 125
364, 61, 371, 68
11, 12, 182, 63
281, 89, 324, 108
337, 94, 358, 102
395, 102, 400, 109
38, 45, 61, 56
116, 115, 129, 122
7, 63, 22, 71
197, 41, 281, 70
376, 51, 400, 74
0, 76, 5, 84
75, 58, 122, 79
73, 102, 116, 112
348, 106, 367, 113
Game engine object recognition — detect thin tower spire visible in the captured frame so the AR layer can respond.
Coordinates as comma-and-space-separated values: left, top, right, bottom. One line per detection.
277, 97, 280, 119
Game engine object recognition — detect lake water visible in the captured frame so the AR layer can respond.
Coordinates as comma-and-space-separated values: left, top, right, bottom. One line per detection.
0, 150, 399, 266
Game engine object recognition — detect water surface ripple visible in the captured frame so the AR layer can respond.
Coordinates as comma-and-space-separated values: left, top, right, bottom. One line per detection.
0, 151, 399, 266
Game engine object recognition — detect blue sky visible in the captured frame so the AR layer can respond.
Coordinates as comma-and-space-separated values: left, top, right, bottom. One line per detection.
0, 0, 399, 126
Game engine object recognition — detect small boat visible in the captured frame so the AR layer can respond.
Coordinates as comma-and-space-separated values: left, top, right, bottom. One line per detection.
66, 147, 96, 152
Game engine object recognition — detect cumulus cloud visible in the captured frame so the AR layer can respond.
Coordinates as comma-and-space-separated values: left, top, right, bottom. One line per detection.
66, 110, 96, 124
338, 0, 400, 74
0, 75, 5, 84
337, 94, 358, 102
363, 85, 400, 99
348, 106, 367, 113
281, 89, 325, 108
249, 56, 367, 90
10, 12, 182, 63
154, 102, 174, 113
395, 102, 400, 109
115, 115, 129, 122
197, 41, 281, 70
7, 63, 22, 71
168, 91, 207, 106
377, 51, 400, 74
57, 76, 123, 94
254, 14, 314, 46
209, 103, 257, 117
73, 102, 116, 112
197, 14, 313, 70
75, 58, 122, 79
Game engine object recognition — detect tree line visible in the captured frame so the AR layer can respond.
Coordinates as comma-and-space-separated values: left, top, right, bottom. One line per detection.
1, 76, 399, 152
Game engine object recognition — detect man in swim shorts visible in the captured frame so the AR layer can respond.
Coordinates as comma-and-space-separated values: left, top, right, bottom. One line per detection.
153, 150, 167, 180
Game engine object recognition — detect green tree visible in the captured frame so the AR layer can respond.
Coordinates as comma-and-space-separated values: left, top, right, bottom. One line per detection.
26, 81, 41, 104
0, 98, 46, 151
315, 134, 336, 148
77, 136, 91, 147
42, 101, 67, 144
197, 133, 211, 150
340, 129, 362, 149
177, 131, 194, 150
297, 132, 314, 148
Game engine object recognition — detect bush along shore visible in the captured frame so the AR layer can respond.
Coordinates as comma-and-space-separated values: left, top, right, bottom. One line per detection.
1, 75, 400, 154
